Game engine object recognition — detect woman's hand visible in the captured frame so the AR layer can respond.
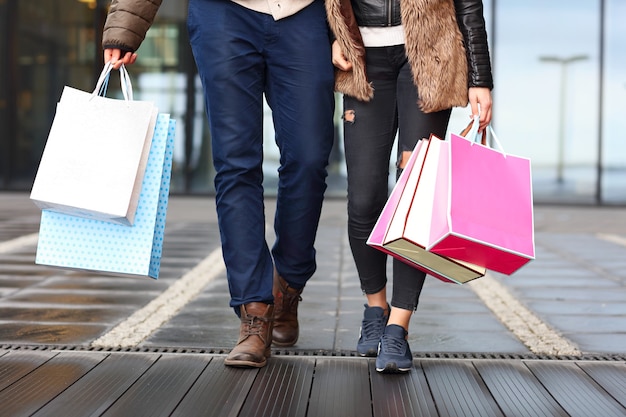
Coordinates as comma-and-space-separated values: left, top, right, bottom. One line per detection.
332, 40, 352, 71
104, 48, 138, 70
468, 87, 492, 132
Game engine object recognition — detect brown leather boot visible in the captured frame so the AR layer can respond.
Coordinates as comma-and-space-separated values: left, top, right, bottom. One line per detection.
272, 272, 303, 347
225, 302, 274, 368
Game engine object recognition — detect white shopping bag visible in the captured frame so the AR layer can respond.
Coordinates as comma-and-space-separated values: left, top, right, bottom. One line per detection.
30, 63, 158, 226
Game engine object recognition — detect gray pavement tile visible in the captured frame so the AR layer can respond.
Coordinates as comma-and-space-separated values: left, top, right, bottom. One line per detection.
293, 325, 340, 351
413, 312, 513, 333
0, 277, 42, 289
526, 300, 626, 316
0, 323, 109, 345
2, 193, 626, 356
416, 299, 495, 314
142, 327, 238, 349
35, 276, 172, 292
544, 315, 626, 333
506, 275, 620, 287
419, 284, 481, 299
0, 264, 55, 275
565, 333, 626, 353
511, 287, 626, 302
0, 290, 23, 297
5, 289, 160, 306
0, 254, 36, 264
0, 306, 136, 324
410, 330, 528, 353
158, 307, 236, 330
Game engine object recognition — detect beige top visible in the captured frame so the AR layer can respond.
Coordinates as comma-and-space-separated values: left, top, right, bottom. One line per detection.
233, 0, 314, 20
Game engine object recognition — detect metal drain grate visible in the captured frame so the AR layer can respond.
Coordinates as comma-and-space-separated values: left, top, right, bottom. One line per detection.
2, 344, 626, 361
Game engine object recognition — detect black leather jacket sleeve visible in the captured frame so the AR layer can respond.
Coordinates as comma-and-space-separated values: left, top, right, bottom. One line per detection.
454, 0, 494, 89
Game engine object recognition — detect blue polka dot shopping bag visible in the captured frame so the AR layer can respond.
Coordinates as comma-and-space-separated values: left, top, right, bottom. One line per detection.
35, 113, 175, 279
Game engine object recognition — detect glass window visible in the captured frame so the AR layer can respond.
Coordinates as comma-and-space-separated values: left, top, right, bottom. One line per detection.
494, 0, 600, 203
601, 0, 626, 204
1, 0, 100, 189
1, 0, 623, 205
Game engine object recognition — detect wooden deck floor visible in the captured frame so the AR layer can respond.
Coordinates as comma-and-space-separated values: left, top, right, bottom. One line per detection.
1, 348, 626, 417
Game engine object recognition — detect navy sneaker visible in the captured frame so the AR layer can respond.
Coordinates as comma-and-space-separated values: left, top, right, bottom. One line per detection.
356, 304, 389, 357
376, 324, 413, 373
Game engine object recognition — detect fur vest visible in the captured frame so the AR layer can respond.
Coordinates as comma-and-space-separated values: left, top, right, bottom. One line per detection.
326, 0, 469, 113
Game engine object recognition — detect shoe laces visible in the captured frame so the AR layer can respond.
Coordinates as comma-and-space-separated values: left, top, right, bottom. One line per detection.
361, 315, 386, 342
242, 315, 271, 337
379, 334, 407, 355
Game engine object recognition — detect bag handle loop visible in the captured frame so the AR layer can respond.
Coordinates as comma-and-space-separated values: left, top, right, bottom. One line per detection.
459, 116, 484, 145
459, 116, 506, 155
487, 125, 506, 154
91, 62, 134, 101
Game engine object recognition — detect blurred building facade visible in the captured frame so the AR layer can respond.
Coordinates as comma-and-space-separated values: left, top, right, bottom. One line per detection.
1, 0, 624, 204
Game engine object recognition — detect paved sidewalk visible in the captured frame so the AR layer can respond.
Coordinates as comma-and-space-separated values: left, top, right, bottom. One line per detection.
1, 191, 626, 356
2, 192, 626, 417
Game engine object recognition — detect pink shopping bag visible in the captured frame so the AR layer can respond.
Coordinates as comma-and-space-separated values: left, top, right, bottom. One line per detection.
367, 137, 486, 284
428, 123, 535, 275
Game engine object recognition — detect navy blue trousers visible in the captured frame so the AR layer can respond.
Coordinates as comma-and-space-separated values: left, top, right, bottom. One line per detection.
188, 0, 335, 311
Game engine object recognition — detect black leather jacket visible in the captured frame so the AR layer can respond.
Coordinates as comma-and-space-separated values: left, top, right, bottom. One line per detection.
351, 0, 401, 27
351, 0, 493, 89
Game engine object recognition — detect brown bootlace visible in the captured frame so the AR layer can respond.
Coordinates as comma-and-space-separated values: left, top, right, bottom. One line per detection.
241, 315, 272, 339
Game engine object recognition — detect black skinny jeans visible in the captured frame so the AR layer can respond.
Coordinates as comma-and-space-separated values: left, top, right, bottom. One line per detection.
343, 45, 452, 311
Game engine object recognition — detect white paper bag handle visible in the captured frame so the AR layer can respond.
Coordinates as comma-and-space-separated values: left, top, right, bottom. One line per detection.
119, 65, 133, 101
486, 125, 506, 154
92, 62, 134, 101
463, 115, 481, 142
460, 116, 507, 155
459, 116, 487, 145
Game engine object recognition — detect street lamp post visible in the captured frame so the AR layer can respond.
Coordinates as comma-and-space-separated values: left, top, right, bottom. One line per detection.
539, 54, 589, 183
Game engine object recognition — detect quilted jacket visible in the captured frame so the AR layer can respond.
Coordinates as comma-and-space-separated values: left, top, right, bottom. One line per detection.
102, 0, 163, 52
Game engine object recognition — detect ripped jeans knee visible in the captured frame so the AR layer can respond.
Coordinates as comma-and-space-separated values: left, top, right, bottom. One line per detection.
343, 109, 356, 124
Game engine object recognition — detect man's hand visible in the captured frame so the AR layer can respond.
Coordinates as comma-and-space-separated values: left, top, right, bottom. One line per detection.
104, 48, 138, 70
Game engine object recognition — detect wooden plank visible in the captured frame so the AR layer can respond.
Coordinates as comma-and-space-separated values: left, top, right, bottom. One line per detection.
32, 352, 160, 417
578, 362, 626, 409
421, 359, 505, 417
474, 360, 569, 417
100, 354, 211, 417
369, 360, 438, 417
171, 357, 258, 417
238, 356, 315, 417
0, 350, 57, 391
526, 361, 626, 417
307, 358, 371, 417
0, 351, 107, 417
